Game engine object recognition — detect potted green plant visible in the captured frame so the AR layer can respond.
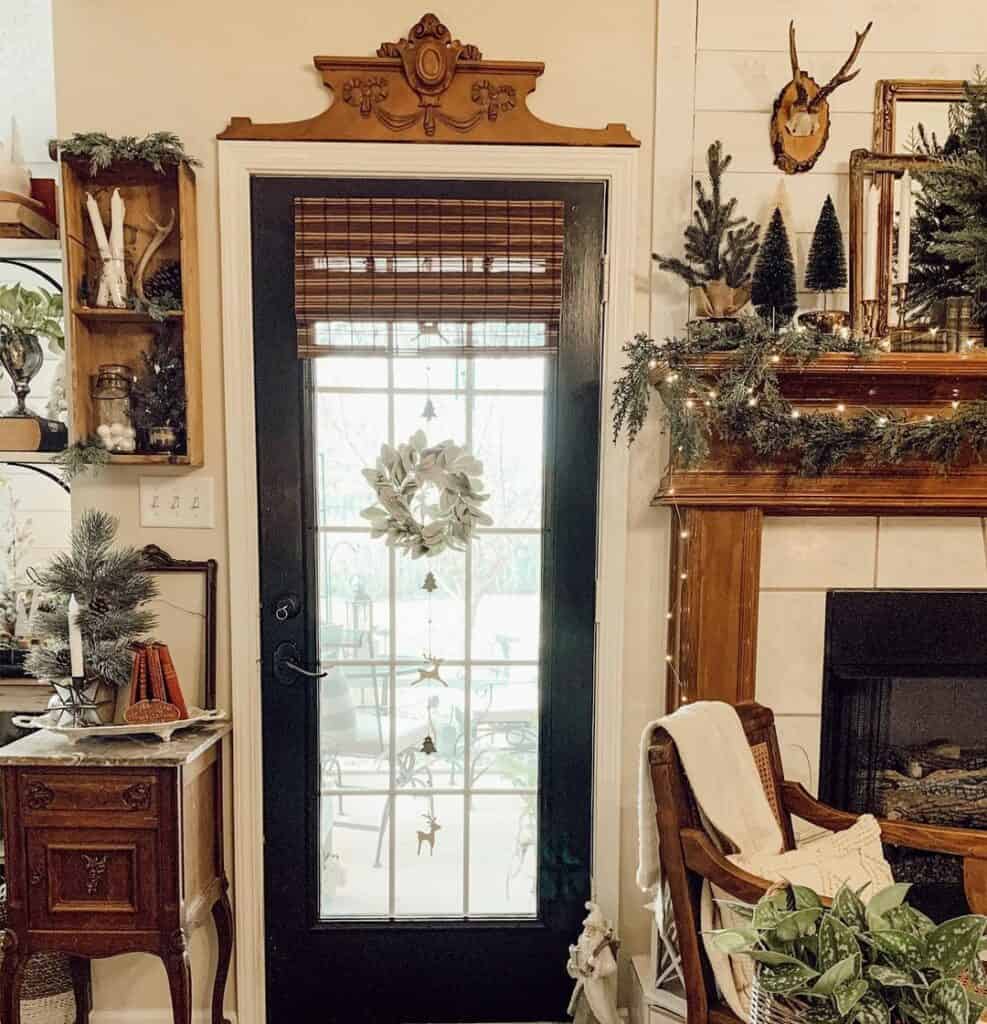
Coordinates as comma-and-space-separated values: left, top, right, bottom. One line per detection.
0, 284, 63, 417
711, 881, 987, 1024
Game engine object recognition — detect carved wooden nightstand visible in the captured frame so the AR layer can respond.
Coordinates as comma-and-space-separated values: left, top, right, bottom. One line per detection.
0, 722, 232, 1024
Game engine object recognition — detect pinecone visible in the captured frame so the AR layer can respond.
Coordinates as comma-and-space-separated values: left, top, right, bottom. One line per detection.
89, 596, 109, 616
145, 261, 182, 305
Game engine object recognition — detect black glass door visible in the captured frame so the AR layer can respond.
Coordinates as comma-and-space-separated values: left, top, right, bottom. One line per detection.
251, 177, 605, 1023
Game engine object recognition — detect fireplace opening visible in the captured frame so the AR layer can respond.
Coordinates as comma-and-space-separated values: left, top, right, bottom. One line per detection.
820, 589, 987, 921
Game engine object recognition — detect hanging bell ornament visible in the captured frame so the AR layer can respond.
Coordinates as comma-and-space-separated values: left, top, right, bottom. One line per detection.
420, 734, 437, 756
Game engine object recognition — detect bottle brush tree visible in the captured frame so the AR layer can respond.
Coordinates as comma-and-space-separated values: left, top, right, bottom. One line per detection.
751, 207, 798, 327
25, 509, 157, 686
804, 195, 847, 309
133, 323, 186, 430
653, 140, 760, 316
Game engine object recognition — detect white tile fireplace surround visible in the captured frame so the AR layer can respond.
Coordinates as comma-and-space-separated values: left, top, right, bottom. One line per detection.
754, 517, 987, 805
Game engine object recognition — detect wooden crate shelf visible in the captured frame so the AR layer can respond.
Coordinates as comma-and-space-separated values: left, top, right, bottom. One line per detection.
61, 158, 203, 466
73, 306, 185, 325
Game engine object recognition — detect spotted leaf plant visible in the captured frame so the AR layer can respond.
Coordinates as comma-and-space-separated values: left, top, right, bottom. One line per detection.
710, 882, 987, 1024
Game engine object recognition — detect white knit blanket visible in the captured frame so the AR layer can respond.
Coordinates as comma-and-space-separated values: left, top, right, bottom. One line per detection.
637, 700, 784, 892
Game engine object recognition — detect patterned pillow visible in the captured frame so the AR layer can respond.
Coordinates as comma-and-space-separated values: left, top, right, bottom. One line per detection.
702, 814, 894, 1021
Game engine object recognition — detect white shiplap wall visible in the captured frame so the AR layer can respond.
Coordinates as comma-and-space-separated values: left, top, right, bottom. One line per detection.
651, 0, 987, 826
656, 0, 987, 323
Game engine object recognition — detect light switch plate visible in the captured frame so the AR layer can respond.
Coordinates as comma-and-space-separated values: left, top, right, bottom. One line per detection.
139, 476, 215, 529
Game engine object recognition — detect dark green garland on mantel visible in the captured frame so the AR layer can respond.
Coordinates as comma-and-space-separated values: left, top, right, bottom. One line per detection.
611, 315, 987, 476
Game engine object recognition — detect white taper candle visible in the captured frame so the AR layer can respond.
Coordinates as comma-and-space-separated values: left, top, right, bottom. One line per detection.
863, 181, 881, 301
68, 594, 84, 678
897, 171, 912, 285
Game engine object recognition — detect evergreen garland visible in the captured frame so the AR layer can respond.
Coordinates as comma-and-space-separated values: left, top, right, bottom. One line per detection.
804, 195, 848, 297
612, 315, 987, 476
54, 132, 200, 175
751, 208, 798, 326
653, 141, 760, 289
25, 510, 158, 686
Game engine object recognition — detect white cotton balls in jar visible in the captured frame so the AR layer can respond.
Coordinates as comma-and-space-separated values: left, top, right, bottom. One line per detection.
96, 421, 137, 453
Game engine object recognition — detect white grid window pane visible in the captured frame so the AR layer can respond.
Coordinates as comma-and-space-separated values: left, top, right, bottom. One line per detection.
316, 327, 546, 920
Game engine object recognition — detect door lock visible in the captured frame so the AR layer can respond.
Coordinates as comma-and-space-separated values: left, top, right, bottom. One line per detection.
273, 641, 328, 685
272, 593, 301, 622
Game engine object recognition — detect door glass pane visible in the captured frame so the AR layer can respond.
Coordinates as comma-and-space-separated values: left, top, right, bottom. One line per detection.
315, 337, 547, 919
468, 795, 538, 916
394, 794, 464, 917
319, 793, 390, 918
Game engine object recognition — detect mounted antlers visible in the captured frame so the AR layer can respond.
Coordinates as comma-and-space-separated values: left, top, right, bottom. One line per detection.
772, 19, 874, 174
803, 21, 873, 112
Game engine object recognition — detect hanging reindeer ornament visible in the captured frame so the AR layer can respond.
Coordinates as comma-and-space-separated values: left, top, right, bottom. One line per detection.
771, 20, 872, 174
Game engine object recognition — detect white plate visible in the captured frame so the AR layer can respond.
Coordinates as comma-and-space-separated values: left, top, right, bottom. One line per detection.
12, 706, 227, 744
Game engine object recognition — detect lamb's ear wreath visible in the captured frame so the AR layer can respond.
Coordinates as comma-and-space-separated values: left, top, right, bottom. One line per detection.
362, 430, 493, 559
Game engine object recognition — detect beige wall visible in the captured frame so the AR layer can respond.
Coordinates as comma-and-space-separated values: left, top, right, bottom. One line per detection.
51, 1, 662, 1016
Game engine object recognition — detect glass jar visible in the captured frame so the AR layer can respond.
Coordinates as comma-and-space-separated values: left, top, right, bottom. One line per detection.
91, 363, 136, 452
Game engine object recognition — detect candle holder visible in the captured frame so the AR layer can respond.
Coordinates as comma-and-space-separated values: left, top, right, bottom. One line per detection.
894, 283, 909, 329
861, 300, 880, 340
47, 677, 117, 728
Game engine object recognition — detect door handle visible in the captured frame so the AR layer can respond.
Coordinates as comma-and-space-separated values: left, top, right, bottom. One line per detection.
272, 593, 302, 622
273, 641, 327, 685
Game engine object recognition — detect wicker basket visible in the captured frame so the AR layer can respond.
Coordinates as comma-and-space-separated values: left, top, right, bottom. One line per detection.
749, 975, 808, 1024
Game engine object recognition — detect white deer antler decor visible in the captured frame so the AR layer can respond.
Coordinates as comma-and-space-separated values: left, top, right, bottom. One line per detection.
771, 20, 873, 174
134, 209, 176, 304
85, 189, 128, 307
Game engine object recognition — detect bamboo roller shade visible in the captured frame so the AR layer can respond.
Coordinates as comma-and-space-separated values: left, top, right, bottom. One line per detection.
294, 196, 565, 357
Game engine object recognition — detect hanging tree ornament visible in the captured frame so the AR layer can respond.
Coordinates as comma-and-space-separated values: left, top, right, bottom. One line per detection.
420, 734, 437, 756
421, 360, 438, 422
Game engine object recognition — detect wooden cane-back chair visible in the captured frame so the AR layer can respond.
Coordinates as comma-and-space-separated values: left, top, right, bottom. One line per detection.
648, 701, 987, 1024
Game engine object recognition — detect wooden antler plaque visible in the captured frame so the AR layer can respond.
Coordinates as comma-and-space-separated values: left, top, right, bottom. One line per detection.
219, 12, 638, 147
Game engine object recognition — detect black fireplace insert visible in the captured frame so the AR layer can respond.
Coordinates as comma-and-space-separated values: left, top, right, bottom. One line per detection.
820, 589, 987, 920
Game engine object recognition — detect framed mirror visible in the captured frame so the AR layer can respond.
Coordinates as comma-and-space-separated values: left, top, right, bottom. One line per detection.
140, 544, 218, 710
849, 149, 941, 340
870, 79, 967, 338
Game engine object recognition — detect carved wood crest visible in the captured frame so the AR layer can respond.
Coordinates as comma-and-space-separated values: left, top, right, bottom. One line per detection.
219, 12, 638, 147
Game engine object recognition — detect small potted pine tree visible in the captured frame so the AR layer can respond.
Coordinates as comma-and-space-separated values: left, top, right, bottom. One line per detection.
800, 195, 850, 334
751, 208, 798, 329
653, 141, 761, 319
133, 324, 186, 454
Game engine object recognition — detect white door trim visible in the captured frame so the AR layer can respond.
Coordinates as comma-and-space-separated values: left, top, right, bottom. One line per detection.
216, 140, 636, 1024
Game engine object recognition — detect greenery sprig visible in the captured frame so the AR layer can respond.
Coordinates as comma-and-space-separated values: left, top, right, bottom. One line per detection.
711, 881, 987, 1024
53, 437, 111, 483
54, 132, 200, 175
611, 315, 987, 476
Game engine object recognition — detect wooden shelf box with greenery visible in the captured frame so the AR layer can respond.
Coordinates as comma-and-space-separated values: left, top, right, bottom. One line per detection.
59, 152, 202, 466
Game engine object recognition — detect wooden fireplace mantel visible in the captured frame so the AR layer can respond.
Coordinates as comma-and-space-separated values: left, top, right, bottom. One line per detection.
656, 351, 987, 711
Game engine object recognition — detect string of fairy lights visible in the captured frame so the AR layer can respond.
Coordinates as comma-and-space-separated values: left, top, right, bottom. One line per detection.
636, 326, 986, 707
